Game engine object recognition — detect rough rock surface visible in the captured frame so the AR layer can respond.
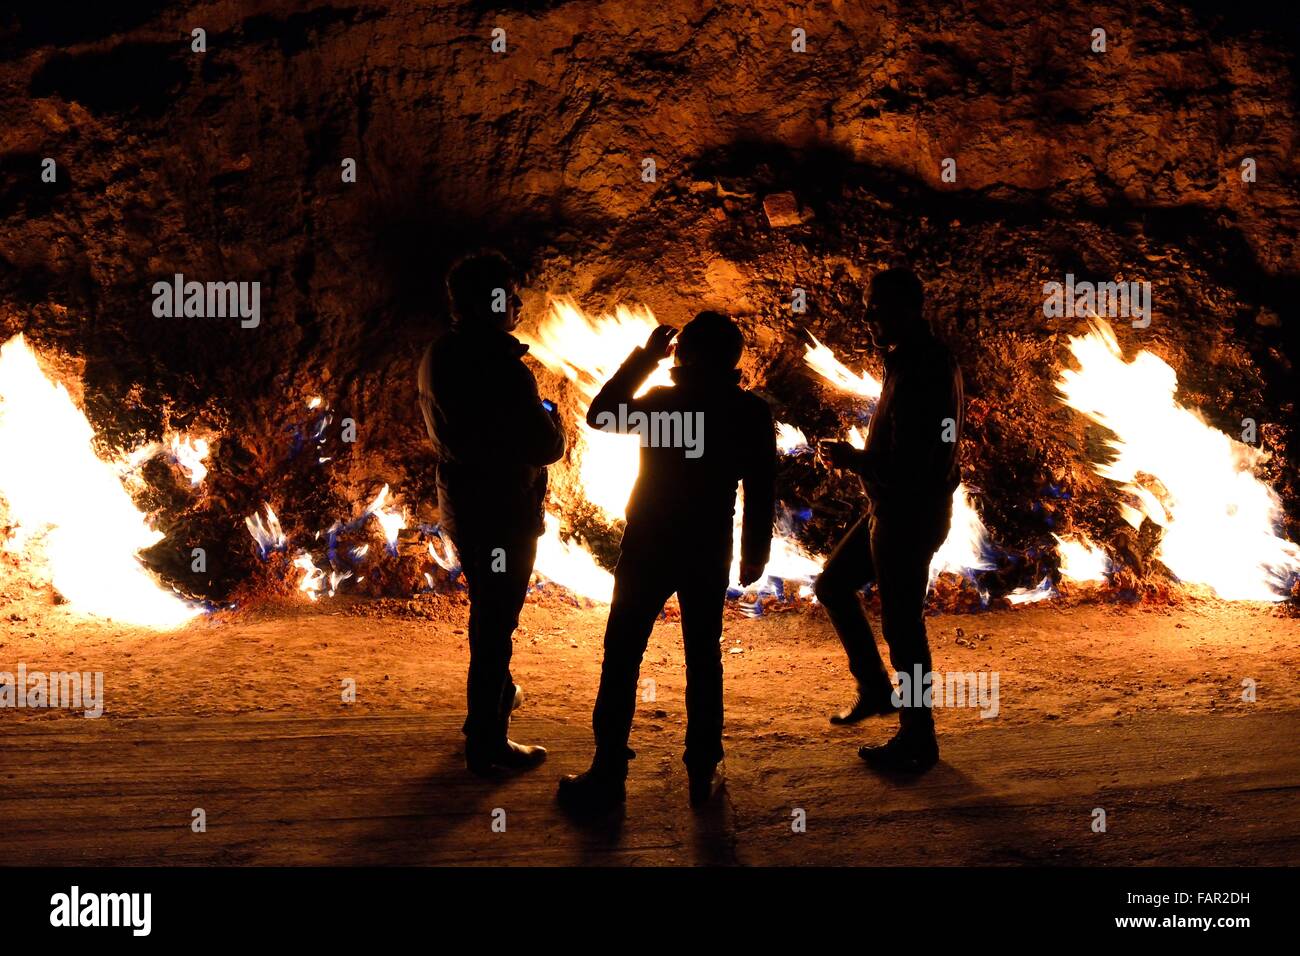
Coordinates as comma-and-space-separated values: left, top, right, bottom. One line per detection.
0, 1, 1297, 599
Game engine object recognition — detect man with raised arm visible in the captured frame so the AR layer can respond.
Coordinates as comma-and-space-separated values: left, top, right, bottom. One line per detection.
558, 311, 776, 813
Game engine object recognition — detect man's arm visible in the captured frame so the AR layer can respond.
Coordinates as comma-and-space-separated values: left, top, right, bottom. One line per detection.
740, 398, 776, 579
846, 446, 889, 499
586, 349, 663, 429
506, 360, 566, 466
586, 325, 676, 430
819, 441, 888, 501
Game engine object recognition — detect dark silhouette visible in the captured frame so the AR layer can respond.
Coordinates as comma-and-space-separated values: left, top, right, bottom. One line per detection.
417, 250, 565, 775
815, 267, 964, 773
558, 311, 776, 813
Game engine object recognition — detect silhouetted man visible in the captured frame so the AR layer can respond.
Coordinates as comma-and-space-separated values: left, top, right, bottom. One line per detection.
815, 267, 963, 772
418, 250, 565, 775
558, 312, 775, 813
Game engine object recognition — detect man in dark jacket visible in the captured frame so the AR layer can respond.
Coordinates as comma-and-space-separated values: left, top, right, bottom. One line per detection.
815, 267, 964, 772
417, 251, 565, 775
558, 311, 776, 813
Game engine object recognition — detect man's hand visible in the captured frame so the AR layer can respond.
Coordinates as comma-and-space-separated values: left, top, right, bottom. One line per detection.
817, 440, 858, 471
738, 561, 765, 587
644, 324, 678, 361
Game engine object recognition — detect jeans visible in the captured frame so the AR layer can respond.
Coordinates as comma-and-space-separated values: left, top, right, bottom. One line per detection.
453, 532, 538, 747
591, 552, 730, 771
813, 502, 951, 735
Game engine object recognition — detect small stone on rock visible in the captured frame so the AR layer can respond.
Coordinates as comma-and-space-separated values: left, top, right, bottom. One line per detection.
763, 191, 806, 228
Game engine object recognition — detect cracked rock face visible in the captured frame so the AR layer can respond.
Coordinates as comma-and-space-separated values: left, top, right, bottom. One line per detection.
0, 1, 1296, 599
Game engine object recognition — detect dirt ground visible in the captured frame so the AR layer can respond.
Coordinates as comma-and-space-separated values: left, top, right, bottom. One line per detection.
2, 590, 1298, 866
3, 589, 1296, 730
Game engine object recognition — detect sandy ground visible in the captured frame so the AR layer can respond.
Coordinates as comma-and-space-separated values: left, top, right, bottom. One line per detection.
2, 590, 1298, 866
2, 590, 1296, 732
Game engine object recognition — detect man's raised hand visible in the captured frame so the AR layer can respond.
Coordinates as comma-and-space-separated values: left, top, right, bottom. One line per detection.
644, 324, 678, 360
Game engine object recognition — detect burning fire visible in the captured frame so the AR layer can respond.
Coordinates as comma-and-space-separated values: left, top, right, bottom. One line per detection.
242, 310, 1299, 609
518, 302, 1004, 604
804, 332, 881, 399
1006, 577, 1056, 605
521, 299, 830, 600
245, 484, 407, 597
170, 435, 210, 485
115, 432, 211, 490
0, 334, 201, 628
1057, 319, 1300, 601
245, 504, 286, 556
1055, 533, 1109, 585
520, 301, 998, 604
533, 513, 615, 602
364, 484, 407, 551
775, 422, 810, 454
516, 298, 656, 599
521, 297, 672, 519
926, 486, 995, 586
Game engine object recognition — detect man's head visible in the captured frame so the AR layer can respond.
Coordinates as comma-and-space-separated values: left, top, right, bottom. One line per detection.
446, 250, 521, 331
864, 267, 926, 349
674, 310, 744, 371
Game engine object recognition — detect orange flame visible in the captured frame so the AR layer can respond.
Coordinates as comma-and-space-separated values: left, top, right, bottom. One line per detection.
0, 335, 200, 628
1057, 318, 1300, 600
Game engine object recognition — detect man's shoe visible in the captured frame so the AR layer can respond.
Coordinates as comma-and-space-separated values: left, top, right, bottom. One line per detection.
687, 762, 723, 808
830, 686, 896, 724
510, 683, 523, 711
465, 739, 547, 776
496, 739, 547, 769
557, 764, 627, 815
858, 733, 939, 773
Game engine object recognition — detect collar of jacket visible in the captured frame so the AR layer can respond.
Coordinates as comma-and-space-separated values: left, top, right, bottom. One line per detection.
453, 323, 529, 358
669, 364, 742, 388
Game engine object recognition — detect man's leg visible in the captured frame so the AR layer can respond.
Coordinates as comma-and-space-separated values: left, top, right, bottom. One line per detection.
560, 553, 673, 812
459, 534, 543, 770
813, 514, 895, 721
862, 505, 951, 769
677, 561, 730, 805
456, 538, 492, 744
590, 554, 676, 762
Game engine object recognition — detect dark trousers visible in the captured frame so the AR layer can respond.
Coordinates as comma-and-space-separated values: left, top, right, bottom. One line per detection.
591, 552, 730, 771
453, 531, 538, 748
813, 503, 951, 735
